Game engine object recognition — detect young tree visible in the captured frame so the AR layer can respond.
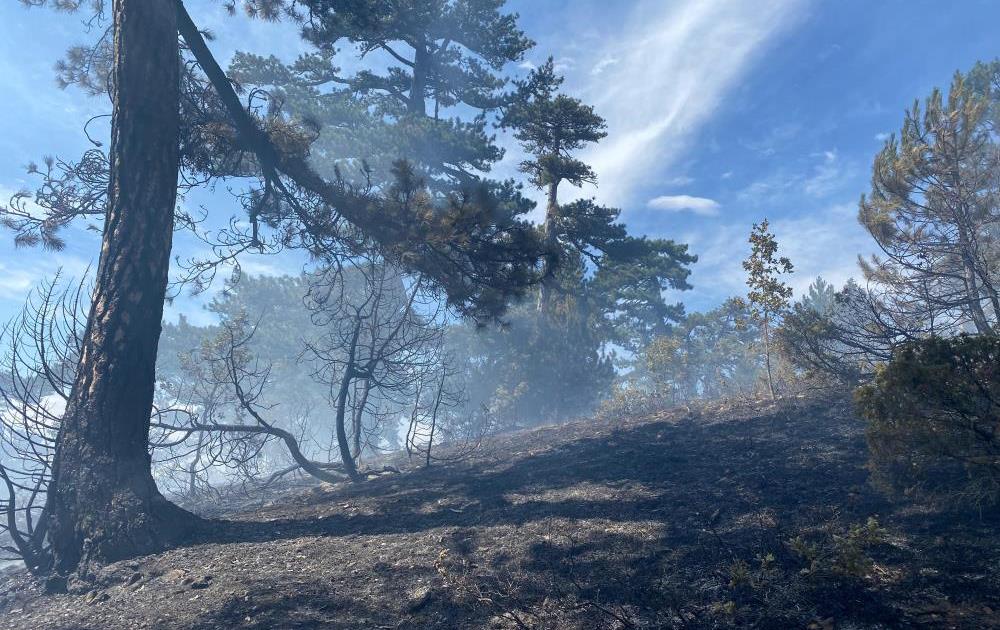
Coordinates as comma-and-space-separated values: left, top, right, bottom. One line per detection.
743, 219, 793, 399
801, 276, 836, 315
307, 263, 443, 481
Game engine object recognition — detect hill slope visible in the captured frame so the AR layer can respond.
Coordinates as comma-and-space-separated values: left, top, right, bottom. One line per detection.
2, 392, 999, 629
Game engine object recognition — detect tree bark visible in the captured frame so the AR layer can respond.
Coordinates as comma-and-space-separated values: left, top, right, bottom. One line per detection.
537, 180, 561, 312
350, 378, 371, 462
409, 44, 430, 116
46, 0, 198, 575
763, 313, 775, 400
334, 320, 363, 482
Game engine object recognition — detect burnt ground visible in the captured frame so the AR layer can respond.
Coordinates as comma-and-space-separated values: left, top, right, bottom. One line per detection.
1, 391, 999, 629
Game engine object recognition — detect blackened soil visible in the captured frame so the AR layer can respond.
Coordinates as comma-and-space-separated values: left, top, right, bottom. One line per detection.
2, 391, 998, 629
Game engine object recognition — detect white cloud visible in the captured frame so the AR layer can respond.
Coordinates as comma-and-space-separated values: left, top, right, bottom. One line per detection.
741, 122, 804, 157
874, 131, 890, 142
771, 202, 872, 296
553, 56, 576, 73
590, 55, 619, 76
647, 194, 721, 216
663, 175, 695, 187
575, 0, 806, 206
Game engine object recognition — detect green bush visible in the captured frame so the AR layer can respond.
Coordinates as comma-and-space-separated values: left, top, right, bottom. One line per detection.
856, 335, 1000, 509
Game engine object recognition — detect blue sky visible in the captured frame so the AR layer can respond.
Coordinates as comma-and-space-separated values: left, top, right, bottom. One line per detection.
1, 0, 999, 323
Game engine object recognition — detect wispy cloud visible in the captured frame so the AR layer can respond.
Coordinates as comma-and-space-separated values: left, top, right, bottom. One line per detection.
738, 149, 856, 205
575, 0, 807, 206
802, 149, 848, 197
771, 202, 872, 296
590, 55, 619, 76
647, 194, 721, 216
663, 175, 696, 187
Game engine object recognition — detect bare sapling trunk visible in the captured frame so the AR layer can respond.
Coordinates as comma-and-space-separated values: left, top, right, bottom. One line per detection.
334, 320, 363, 481
351, 379, 371, 462
763, 313, 775, 400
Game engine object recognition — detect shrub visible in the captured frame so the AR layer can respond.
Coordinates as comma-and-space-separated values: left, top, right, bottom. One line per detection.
856, 335, 1000, 509
787, 518, 886, 579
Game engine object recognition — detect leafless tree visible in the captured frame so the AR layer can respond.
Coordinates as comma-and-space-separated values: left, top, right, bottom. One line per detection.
151, 315, 350, 489
307, 262, 447, 480
0, 275, 87, 573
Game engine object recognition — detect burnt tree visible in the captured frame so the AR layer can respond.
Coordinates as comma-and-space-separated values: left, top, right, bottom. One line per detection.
46, 0, 198, 575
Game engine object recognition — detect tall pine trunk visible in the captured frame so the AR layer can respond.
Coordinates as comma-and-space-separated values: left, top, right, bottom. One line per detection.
47, 0, 197, 575
537, 180, 561, 312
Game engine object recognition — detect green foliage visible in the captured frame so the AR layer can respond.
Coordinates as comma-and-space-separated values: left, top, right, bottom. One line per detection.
503, 59, 606, 190
743, 219, 793, 322
787, 518, 886, 579
856, 335, 1000, 509
858, 69, 1000, 336
777, 278, 890, 384
801, 276, 835, 315
231, 0, 533, 189
433, 61, 694, 426
445, 273, 616, 427
641, 297, 761, 402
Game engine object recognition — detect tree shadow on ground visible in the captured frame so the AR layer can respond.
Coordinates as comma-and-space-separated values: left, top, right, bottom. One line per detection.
175, 393, 999, 628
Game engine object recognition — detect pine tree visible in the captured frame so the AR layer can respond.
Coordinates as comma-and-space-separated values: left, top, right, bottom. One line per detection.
230, 0, 533, 189
743, 219, 793, 399
44, 0, 197, 576
858, 71, 1000, 336
502, 59, 606, 309
502, 60, 695, 329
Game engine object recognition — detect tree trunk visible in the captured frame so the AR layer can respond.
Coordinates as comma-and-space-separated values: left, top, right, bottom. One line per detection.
334, 367, 360, 481
763, 314, 775, 400
425, 370, 446, 468
537, 180, 561, 312
334, 320, 363, 482
187, 431, 206, 498
955, 220, 994, 335
46, 0, 197, 576
350, 379, 371, 462
409, 45, 430, 116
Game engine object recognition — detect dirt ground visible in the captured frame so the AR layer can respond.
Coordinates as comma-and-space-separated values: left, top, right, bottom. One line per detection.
1, 391, 998, 629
